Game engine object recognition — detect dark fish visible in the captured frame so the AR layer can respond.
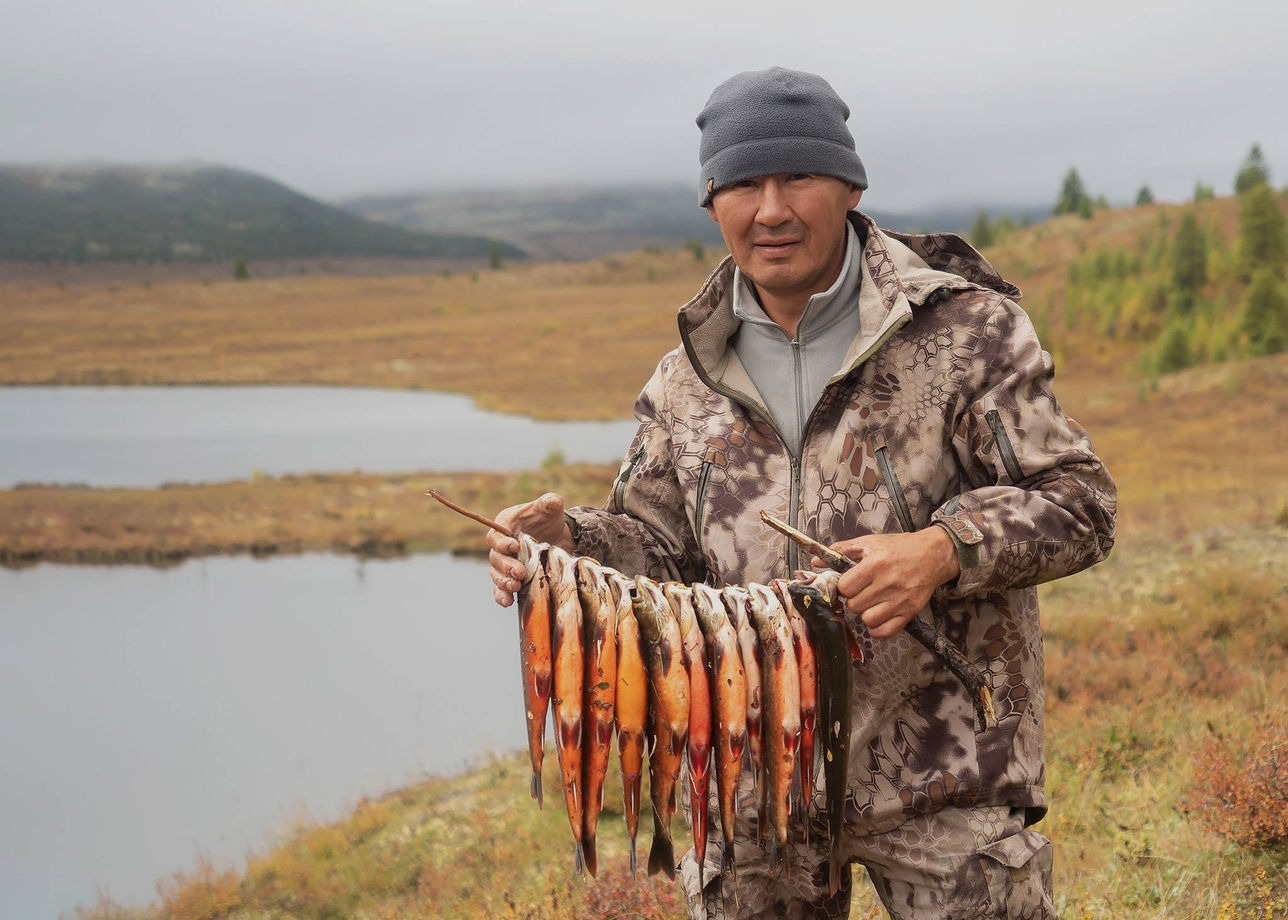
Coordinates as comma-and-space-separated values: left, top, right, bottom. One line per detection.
786, 570, 850, 897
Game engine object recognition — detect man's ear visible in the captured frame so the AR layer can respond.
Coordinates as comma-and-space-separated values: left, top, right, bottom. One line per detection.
848, 187, 864, 210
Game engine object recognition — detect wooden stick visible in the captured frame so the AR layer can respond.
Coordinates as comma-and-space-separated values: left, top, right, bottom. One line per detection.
425, 489, 514, 538
759, 510, 996, 730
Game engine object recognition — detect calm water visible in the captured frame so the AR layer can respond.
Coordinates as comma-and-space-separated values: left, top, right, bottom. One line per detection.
0, 386, 638, 487
0, 553, 523, 920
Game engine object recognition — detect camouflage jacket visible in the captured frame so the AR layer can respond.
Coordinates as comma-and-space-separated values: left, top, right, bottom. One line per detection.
567, 210, 1117, 832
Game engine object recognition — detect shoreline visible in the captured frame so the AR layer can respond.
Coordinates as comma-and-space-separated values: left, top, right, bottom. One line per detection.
0, 464, 618, 569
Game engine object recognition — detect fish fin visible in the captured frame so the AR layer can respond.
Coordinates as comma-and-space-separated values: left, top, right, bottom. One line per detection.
530, 770, 542, 809
648, 832, 675, 879
583, 835, 597, 879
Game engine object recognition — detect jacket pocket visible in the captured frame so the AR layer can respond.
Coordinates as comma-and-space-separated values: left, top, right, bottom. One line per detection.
693, 459, 714, 555
984, 408, 1025, 484
611, 446, 646, 514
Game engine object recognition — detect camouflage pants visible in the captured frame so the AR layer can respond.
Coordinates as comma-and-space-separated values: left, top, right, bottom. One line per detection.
676, 781, 1055, 920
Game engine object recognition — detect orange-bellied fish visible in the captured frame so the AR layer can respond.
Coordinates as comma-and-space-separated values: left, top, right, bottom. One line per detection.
786, 571, 851, 897
663, 582, 713, 890
608, 572, 647, 876
721, 585, 763, 782
634, 577, 689, 880
515, 535, 553, 808
575, 557, 617, 879
746, 582, 800, 874
691, 582, 748, 887
774, 577, 818, 835
547, 546, 586, 875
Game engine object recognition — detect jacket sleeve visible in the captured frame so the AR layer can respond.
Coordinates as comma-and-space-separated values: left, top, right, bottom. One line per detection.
930, 296, 1117, 597
564, 357, 708, 584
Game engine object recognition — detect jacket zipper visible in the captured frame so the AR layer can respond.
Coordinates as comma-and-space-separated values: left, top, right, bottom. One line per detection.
875, 445, 916, 533
694, 459, 714, 558
679, 310, 913, 574
984, 409, 1025, 484
611, 446, 646, 514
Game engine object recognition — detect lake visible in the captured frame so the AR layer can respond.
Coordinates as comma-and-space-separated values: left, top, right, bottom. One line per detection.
0, 386, 638, 488
0, 553, 522, 920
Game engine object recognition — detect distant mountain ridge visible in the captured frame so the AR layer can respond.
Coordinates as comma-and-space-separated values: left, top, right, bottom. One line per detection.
342, 183, 1049, 261
0, 163, 524, 263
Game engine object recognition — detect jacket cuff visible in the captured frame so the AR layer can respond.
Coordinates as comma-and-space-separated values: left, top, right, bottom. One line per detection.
930, 502, 988, 596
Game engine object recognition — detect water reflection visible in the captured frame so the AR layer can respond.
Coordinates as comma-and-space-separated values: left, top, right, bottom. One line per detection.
0, 553, 519, 919
0, 386, 637, 487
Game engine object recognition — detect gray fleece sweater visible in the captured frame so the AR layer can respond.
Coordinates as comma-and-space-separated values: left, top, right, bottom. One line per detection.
731, 223, 863, 456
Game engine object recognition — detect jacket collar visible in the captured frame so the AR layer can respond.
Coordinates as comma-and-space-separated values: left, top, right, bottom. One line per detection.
678, 210, 1020, 391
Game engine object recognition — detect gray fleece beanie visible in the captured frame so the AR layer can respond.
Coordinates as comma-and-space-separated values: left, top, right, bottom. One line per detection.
697, 67, 867, 206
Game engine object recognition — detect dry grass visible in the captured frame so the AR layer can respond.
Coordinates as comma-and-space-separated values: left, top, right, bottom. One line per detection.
0, 465, 617, 566
0, 248, 722, 420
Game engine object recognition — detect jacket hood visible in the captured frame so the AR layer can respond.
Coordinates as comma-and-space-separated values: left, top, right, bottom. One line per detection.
678, 210, 1020, 394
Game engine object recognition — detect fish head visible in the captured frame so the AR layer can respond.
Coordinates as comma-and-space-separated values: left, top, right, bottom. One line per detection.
631, 576, 664, 643
662, 583, 696, 637
786, 571, 843, 625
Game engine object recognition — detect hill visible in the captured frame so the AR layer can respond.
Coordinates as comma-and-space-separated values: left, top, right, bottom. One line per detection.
342, 183, 1048, 261
0, 163, 525, 263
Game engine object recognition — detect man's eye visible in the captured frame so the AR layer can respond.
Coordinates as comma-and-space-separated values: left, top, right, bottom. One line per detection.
787, 173, 815, 182
732, 179, 759, 189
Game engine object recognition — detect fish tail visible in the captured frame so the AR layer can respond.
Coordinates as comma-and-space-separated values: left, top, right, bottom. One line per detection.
828, 846, 842, 897
574, 841, 586, 878
767, 834, 779, 871
648, 832, 675, 879
722, 841, 736, 886
583, 835, 598, 879
629, 835, 637, 878
648, 803, 675, 879
530, 769, 542, 808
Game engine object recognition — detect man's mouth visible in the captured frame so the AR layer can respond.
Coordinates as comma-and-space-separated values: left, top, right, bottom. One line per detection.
753, 239, 800, 256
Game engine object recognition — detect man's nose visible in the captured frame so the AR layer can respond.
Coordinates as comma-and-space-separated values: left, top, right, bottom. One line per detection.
754, 179, 793, 226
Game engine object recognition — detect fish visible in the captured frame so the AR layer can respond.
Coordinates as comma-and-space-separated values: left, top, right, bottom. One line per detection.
514, 534, 553, 808
774, 577, 818, 837
663, 583, 713, 891
786, 570, 851, 897
746, 583, 801, 874
720, 585, 764, 786
546, 546, 586, 875
609, 572, 647, 876
576, 557, 617, 879
691, 582, 748, 889
633, 576, 689, 880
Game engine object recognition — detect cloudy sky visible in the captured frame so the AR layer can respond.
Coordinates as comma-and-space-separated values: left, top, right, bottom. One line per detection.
5, 0, 1286, 213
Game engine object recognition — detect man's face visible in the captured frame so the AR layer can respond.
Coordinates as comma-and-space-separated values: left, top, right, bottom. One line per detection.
706, 174, 862, 302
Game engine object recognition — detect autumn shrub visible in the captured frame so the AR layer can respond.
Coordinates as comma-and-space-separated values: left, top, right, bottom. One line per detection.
154, 857, 241, 920
577, 866, 685, 920
1187, 717, 1288, 848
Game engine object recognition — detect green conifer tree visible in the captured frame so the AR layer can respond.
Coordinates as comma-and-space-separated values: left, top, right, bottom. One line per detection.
1239, 183, 1288, 276
1172, 211, 1208, 302
1234, 143, 1271, 195
233, 258, 249, 281
1054, 168, 1090, 216
1136, 186, 1154, 206
970, 209, 995, 248
1155, 319, 1192, 373
1243, 270, 1288, 355
1193, 182, 1215, 202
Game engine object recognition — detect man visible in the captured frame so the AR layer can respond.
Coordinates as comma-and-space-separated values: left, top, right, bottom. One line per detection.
486, 67, 1115, 919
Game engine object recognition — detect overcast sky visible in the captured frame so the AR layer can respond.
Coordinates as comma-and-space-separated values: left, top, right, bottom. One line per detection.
5, 0, 1286, 212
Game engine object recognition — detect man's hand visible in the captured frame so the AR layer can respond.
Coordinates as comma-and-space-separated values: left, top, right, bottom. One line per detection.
828, 527, 960, 640
486, 492, 575, 608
